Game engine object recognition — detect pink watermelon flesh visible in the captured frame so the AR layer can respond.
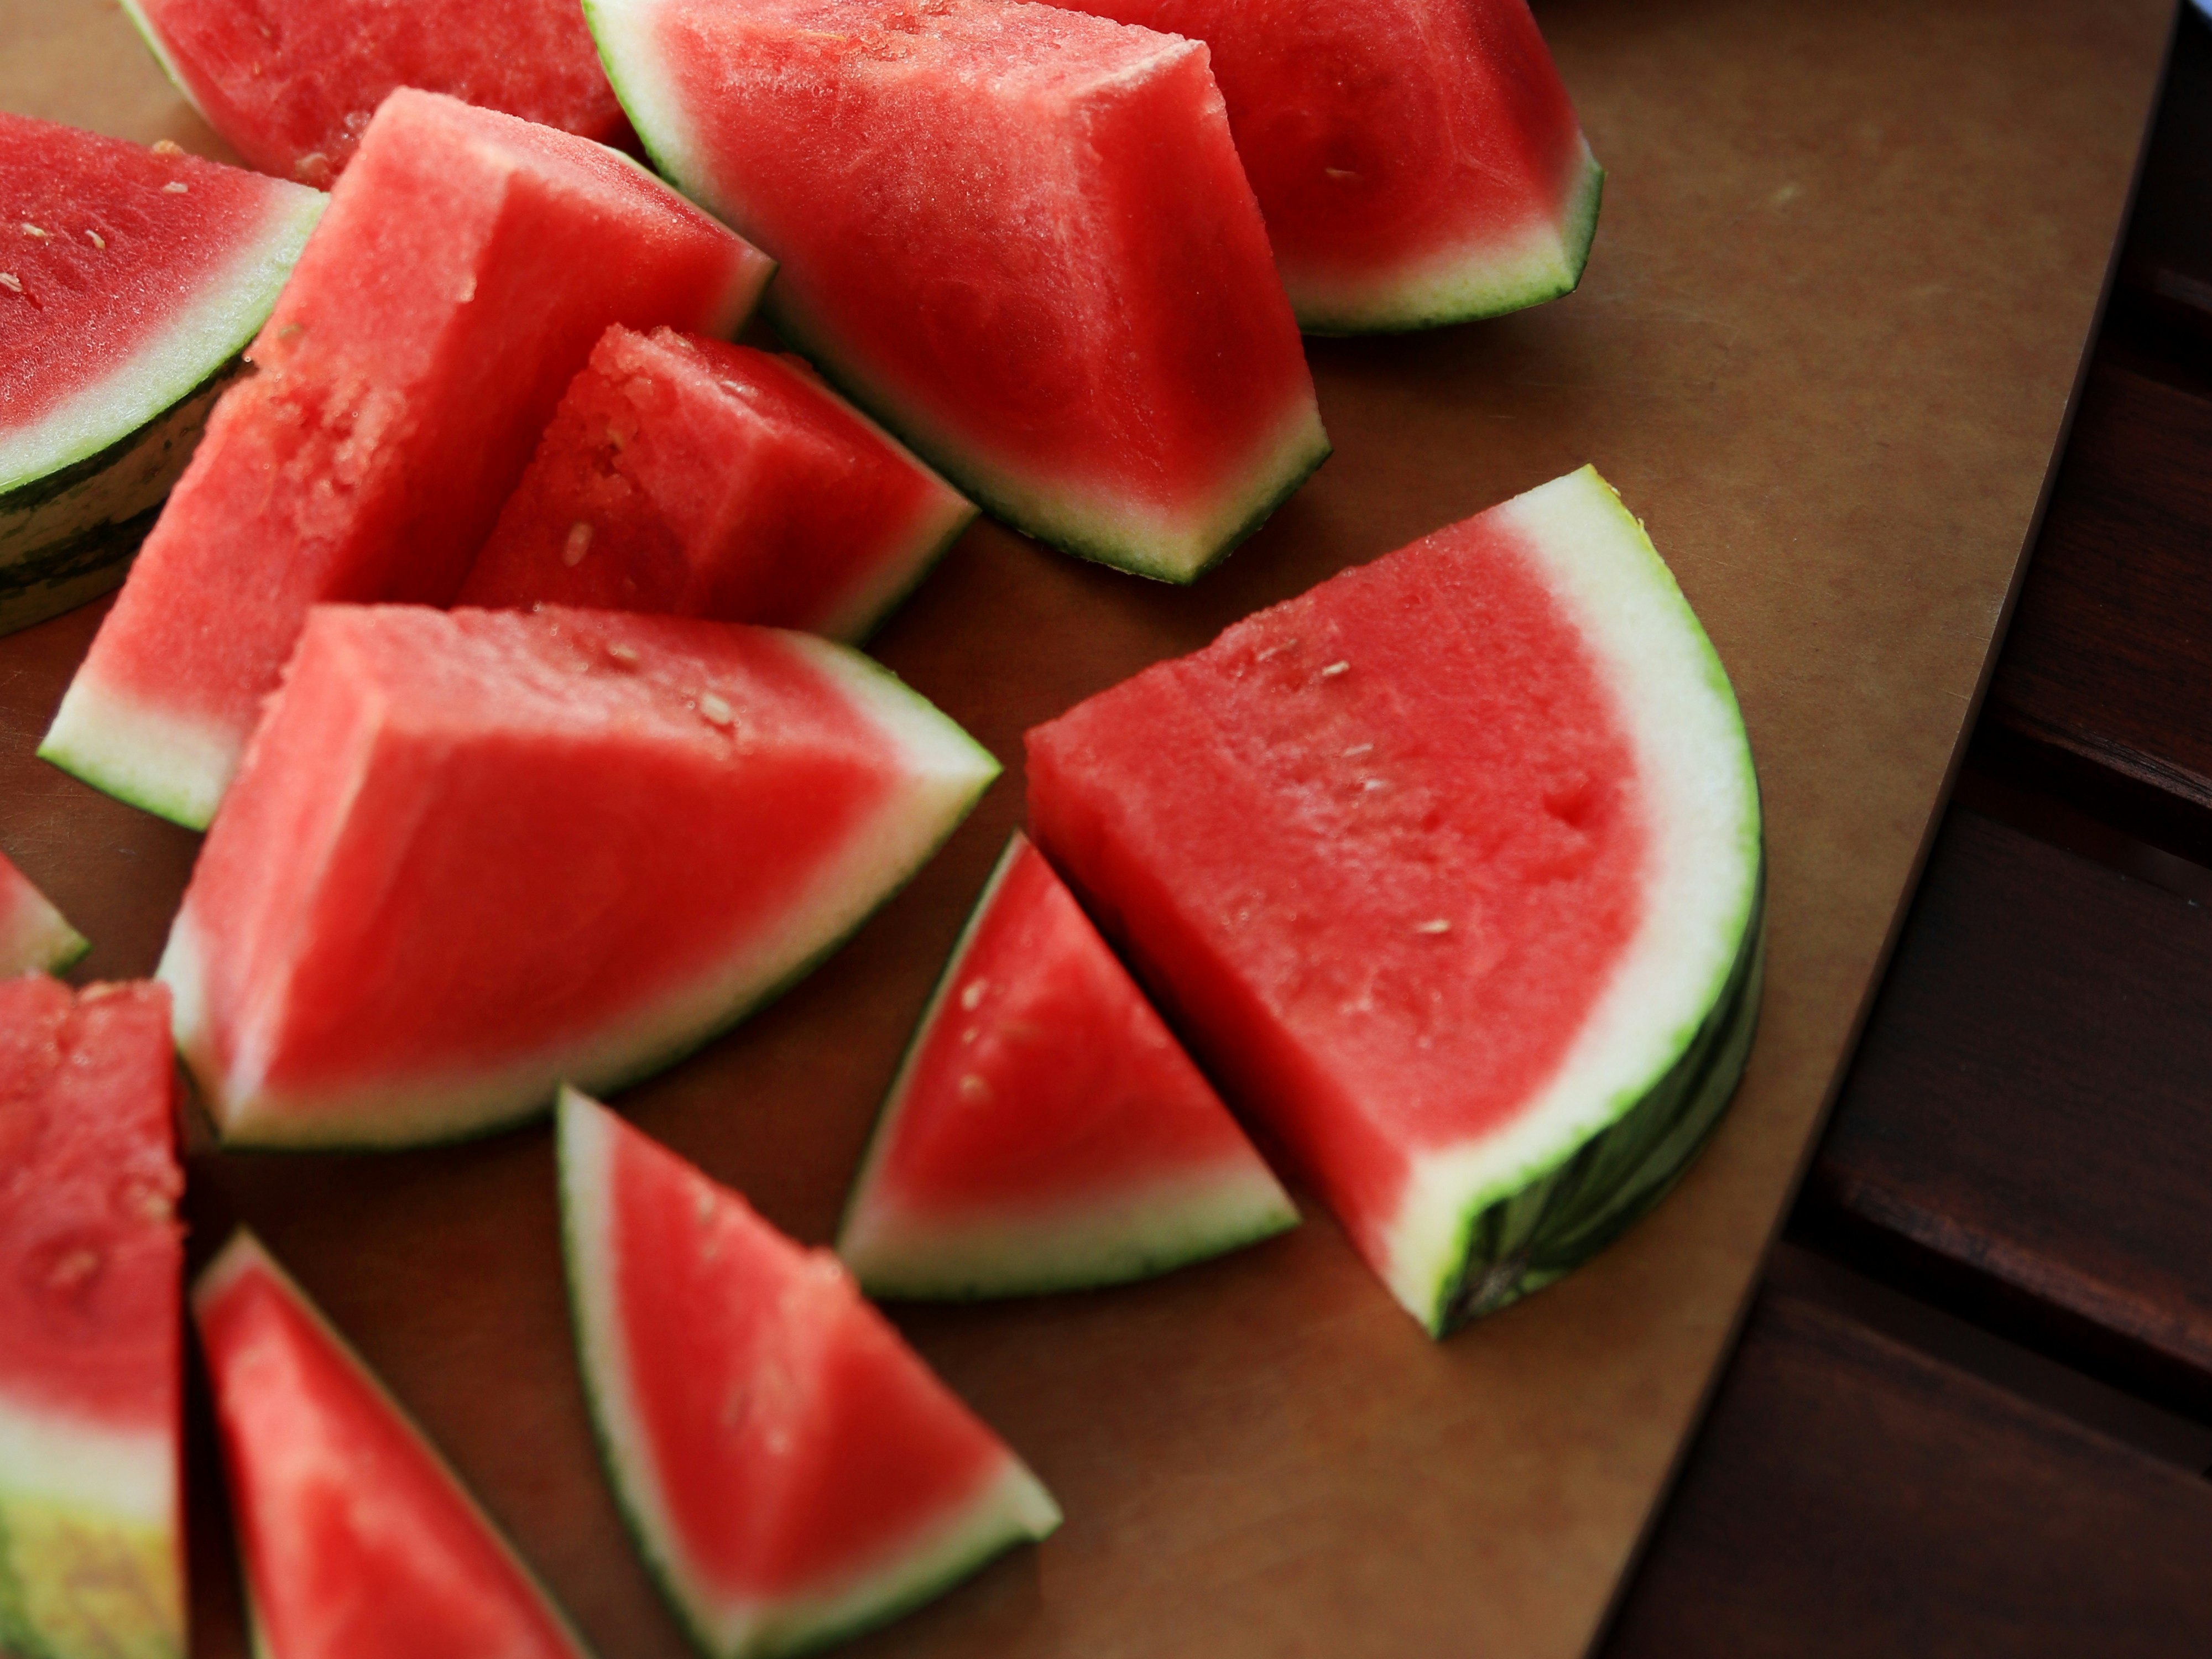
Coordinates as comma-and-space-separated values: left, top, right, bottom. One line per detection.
42, 89, 773, 831
0, 977, 184, 1659
0, 851, 87, 975
0, 115, 323, 636
838, 830, 1297, 1298
124, 0, 627, 185
159, 603, 998, 1147
192, 1232, 592, 1659
587, 0, 1328, 581
1046, 0, 1600, 332
1025, 466, 1762, 1331
456, 325, 973, 641
559, 1090, 1060, 1657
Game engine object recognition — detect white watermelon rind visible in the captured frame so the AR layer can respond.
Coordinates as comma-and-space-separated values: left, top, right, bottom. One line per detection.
1370, 465, 1764, 1334
1, 181, 324, 639
191, 1230, 598, 1659
838, 832, 1300, 1300
1291, 142, 1605, 338
0, 870, 89, 978
159, 635, 1001, 1150
583, 0, 1331, 585
556, 1091, 1062, 1659
0, 1394, 182, 1659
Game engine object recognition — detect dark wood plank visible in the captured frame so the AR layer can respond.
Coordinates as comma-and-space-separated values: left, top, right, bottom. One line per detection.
2115, 7, 2212, 344
1796, 804, 2212, 1415
1603, 1286, 2212, 1657
1981, 361, 2212, 860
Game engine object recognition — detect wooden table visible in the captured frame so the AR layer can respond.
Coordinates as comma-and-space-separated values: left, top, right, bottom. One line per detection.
1604, 11, 2212, 1651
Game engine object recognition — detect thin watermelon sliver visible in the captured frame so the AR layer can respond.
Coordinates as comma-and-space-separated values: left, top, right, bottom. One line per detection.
839, 830, 1298, 1298
0, 977, 183, 1659
560, 1090, 1060, 1658
1026, 465, 1762, 1332
192, 1232, 594, 1659
0, 850, 87, 975
160, 605, 999, 1148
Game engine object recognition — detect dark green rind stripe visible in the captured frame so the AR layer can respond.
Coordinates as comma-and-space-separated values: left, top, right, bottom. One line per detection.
1430, 857, 1768, 1335
0, 357, 239, 517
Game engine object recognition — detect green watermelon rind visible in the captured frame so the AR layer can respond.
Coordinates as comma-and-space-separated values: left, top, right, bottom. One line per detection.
191, 1230, 599, 1659
0, 875, 90, 979
38, 672, 236, 831
1293, 143, 1606, 338
1371, 465, 1765, 1334
556, 1091, 1062, 1659
838, 831, 1300, 1301
114, 2, 215, 130
162, 638, 1002, 1151
583, 0, 1331, 585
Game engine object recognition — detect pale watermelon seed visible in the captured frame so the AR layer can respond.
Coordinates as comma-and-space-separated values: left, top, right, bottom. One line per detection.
152, 139, 184, 156
1343, 742, 1374, 758
1319, 660, 1350, 678
959, 979, 988, 1011
699, 692, 735, 727
958, 1073, 993, 1105
606, 642, 640, 666
83, 229, 104, 249
0, 274, 19, 294
562, 521, 594, 566
1415, 919, 1452, 936
19, 223, 46, 238
163, 181, 189, 195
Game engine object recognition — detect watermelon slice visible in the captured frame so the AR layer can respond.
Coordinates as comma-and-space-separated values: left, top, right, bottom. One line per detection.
558, 1089, 1061, 1658
40, 89, 773, 831
0, 849, 88, 975
1046, 0, 1602, 333
0, 113, 322, 638
838, 831, 1298, 1298
1025, 466, 1764, 1333
455, 325, 975, 641
160, 603, 999, 1148
586, 0, 1329, 582
121, 0, 627, 185
192, 1231, 595, 1659
0, 977, 184, 1659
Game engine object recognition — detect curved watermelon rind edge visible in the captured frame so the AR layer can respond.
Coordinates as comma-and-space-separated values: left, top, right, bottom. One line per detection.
555, 1090, 1061, 1659
114, 1, 214, 130
190, 1229, 602, 1659
837, 830, 1301, 1301
837, 495, 980, 648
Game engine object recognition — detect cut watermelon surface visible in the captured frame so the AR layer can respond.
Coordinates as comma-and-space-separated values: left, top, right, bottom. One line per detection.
1026, 466, 1764, 1333
559, 1090, 1061, 1659
0, 977, 184, 1659
588, 0, 1329, 581
121, 0, 627, 185
0, 850, 88, 975
0, 114, 322, 637
456, 326, 974, 641
1047, 0, 1602, 332
193, 1232, 595, 1659
41, 90, 773, 831
160, 604, 999, 1148
839, 831, 1298, 1298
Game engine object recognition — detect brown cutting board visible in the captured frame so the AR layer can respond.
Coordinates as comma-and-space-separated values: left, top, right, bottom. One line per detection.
0, 1, 2176, 1653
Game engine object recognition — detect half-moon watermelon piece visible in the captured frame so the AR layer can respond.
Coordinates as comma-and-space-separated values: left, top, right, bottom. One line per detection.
41, 89, 773, 831
0, 113, 323, 637
559, 1089, 1061, 1659
121, 0, 628, 186
586, 0, 1329, 582
0, 977, 184, 1659
160, 604, 1000, 1148
838, 830, 1298, 1298
0, 849, 88, 976
1046, 0, 1601, 334
192, 1231, 596, 1659
1025, 465, 1764, 1334
455, 325, 975, 642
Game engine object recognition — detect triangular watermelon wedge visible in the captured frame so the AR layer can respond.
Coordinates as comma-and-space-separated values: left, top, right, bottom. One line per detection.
838, 831, 1298, 1298
192, 1230, 595, 1659
0, 849, 88, 975
558, 1089, 1061, 1659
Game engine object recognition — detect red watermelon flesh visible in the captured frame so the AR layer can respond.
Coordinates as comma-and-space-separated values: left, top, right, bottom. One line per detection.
587, 0, 1328, 582
159, 604, 999, 1148
193, 1232, 593, 1659
41, 89, 773, 831
838, 831, 1297, 1298
1047, 0, 1601, 333
0, 849, 88, 975
456, 325, 974, 642
559, 1089, 1060, 1658
122, 0, 627, 185
1025, 466, 1762, 1332
0, 977, 184, 1659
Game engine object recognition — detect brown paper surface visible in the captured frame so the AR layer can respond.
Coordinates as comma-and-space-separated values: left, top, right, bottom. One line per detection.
0, 1, 2174, 1654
